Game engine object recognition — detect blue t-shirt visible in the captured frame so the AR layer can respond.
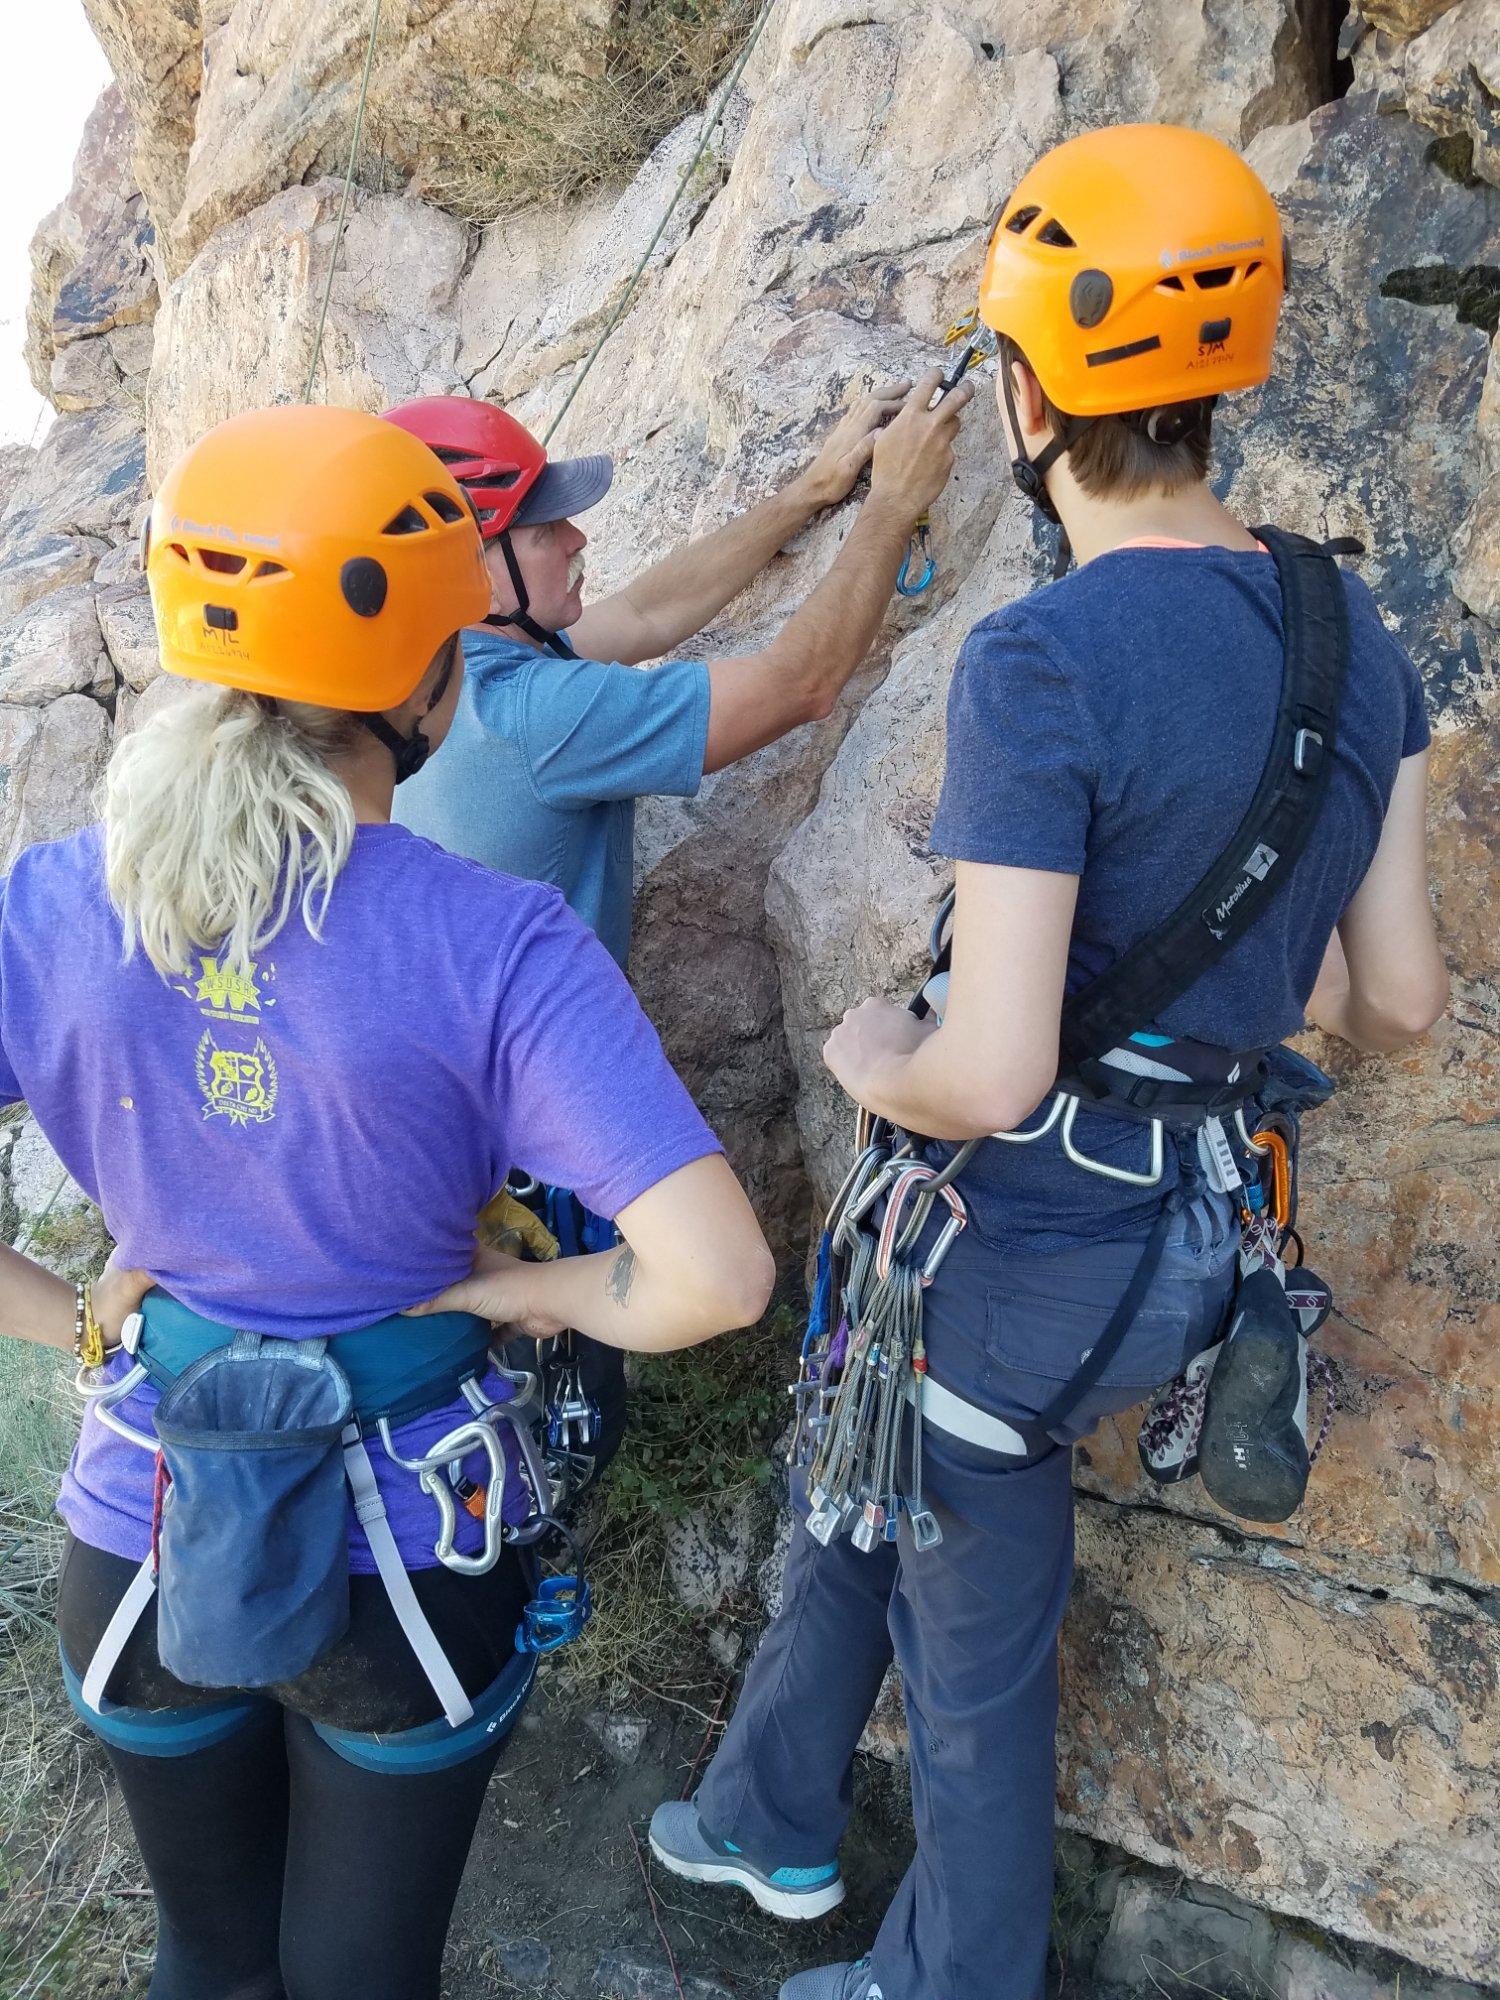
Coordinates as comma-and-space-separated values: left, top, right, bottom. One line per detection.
396, 629, 711, 966
928, 543, 1430, 1251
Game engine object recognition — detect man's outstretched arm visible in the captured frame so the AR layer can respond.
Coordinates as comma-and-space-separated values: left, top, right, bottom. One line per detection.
568, 377, 911, 666
700, 370, 972, 773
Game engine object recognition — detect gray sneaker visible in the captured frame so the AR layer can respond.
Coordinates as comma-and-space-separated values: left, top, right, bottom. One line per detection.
779, 1962, 877, 2000
647, 1800, 845, 1920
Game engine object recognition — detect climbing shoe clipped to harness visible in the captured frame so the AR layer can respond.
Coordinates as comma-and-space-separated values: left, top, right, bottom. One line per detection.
1139, 1265, 1333, 1509
1194, 1267, 1323, 1523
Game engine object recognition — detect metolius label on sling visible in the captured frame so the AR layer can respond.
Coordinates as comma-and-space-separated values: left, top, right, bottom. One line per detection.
1202, 841, 1279, 940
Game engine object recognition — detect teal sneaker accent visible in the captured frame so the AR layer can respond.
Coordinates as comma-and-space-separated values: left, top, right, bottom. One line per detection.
648, 1800, 845, 1920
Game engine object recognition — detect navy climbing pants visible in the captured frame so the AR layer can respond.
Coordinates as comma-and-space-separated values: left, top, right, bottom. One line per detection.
697, 1193, 1238, 2000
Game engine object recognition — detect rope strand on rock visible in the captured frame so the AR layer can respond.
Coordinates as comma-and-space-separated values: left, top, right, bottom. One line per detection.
303, 0, 384, 402
542, 0, 780, 447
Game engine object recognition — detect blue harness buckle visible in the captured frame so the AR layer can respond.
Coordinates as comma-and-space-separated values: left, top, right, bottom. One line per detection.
515, 1573, 594, 1655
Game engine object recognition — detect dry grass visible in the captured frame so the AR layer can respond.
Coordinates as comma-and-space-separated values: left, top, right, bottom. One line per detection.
0, 1342, 153, 2000
429, 0, 763, 222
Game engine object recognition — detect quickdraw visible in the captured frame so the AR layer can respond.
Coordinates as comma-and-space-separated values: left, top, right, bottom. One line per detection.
895, 311, 999, 598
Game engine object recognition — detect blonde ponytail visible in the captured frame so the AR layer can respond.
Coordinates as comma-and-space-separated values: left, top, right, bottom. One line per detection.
104, 685, 360, 979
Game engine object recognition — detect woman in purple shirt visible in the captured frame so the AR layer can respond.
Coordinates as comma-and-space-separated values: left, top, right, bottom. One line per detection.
0, 404, 772, 2000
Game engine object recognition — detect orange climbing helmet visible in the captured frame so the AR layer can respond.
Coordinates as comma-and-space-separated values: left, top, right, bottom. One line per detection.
979, 123, 1286, 418
143, 404, 492, 713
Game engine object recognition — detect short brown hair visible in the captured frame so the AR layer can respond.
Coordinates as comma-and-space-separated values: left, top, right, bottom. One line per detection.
1002, 339, 1213, 502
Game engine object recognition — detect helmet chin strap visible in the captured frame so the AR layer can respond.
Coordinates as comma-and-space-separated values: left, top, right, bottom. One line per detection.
483, 529, 576, 659
1001, 360, 1087, 581
361, 635, 460, 786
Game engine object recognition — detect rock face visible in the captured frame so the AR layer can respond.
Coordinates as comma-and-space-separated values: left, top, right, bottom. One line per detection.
6, 0, 1498, 1985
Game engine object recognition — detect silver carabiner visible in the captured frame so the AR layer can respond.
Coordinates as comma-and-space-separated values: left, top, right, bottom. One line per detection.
424, 1421, 508, 1577
379, 1408, 510, 1577
1059, 1095, 1165, 1187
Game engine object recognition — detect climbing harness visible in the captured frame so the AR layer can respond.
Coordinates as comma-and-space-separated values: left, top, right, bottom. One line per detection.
75, 1294, 593, 1727
896, 312, 999, 598
791, 526, 1353, 1546
480, 1176, 616, 1517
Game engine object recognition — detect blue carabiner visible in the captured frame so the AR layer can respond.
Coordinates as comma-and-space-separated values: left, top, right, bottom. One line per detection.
896, 520, 935, 598
516, 1573, 594, 1655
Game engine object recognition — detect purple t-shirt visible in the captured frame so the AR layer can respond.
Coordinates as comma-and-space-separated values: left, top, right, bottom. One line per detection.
0, 823, 721, 1570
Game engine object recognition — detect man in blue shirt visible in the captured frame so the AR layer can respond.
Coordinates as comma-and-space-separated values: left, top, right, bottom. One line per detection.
382, 379, 971, 1503
386, 380, 969, 966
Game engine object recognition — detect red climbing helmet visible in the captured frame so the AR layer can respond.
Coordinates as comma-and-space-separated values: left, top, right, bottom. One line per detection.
382, 397, 613, 541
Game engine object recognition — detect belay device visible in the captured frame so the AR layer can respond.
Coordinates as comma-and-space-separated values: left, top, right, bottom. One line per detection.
790, 526, 1355, 1546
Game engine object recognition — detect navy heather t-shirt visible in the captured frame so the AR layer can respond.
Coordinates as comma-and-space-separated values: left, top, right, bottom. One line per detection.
928, 542, 1429, 1251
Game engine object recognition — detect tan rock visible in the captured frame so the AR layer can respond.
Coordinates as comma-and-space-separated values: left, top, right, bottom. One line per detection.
25, 85, 144, 397
80, 0, 202, 239
0, 446, 36, 510
0, 406, 146, 549
1060, 1498, 1500, 1985
169, 0, 612, 272
0, 533, 109, 634
0, 695, 112, 872
95, 574, 159, 693
51, 336, 125, 415
0, 585, 111, 708
147, 184, 472, 478
1455, 343, 1499, 625
1356, 0, 1464, 37
1404, 0, 1500, 187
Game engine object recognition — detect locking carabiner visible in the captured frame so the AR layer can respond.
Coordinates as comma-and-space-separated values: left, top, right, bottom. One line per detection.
896, 516, 935, 597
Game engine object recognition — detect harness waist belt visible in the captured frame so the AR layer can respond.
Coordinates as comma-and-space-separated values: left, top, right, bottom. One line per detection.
133, 1290, 494, 1430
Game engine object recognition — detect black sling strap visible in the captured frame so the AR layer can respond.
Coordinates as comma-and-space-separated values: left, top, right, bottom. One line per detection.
1057, 527, 1350, 1068
912, 529, 1352, 1445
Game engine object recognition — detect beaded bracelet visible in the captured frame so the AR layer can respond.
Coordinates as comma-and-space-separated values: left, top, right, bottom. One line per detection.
74, 1281, 106, 1369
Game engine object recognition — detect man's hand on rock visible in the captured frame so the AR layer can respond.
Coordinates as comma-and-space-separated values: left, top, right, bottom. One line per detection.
868, 368, 973, 524
798, 375, 913, 511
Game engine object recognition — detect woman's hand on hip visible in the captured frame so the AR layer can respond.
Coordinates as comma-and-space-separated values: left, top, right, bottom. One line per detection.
94, 1253, 155, 1350
405, 1243, 567, 1341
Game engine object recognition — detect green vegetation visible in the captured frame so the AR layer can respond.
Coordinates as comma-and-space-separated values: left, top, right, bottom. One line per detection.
556, 1301, 797, 1704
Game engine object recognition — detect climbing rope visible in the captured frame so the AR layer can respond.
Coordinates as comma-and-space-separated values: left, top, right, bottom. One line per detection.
303, 0, 384, 402
542, 0, 781, 446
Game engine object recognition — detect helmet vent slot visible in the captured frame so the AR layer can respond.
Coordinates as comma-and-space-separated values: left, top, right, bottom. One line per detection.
253, 560, 288, 579
1036, 218, 1076, 248
424, 490, 466, 524
200, 549, 247, 575
382, 504, 431, 535
1156, 274, 1185, 293
1193, 266, 1235, 290
168, 543, 190, 563
1005, 204, 1041, 234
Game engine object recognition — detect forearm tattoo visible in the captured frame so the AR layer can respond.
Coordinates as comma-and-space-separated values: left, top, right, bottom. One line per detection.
606, 1245, 637, 1308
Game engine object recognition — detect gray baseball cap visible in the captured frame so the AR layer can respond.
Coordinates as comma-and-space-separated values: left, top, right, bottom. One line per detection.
511, 453, 615, 527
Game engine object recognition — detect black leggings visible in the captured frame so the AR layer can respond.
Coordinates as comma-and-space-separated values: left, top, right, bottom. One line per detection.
58, 1536, 531, 2000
